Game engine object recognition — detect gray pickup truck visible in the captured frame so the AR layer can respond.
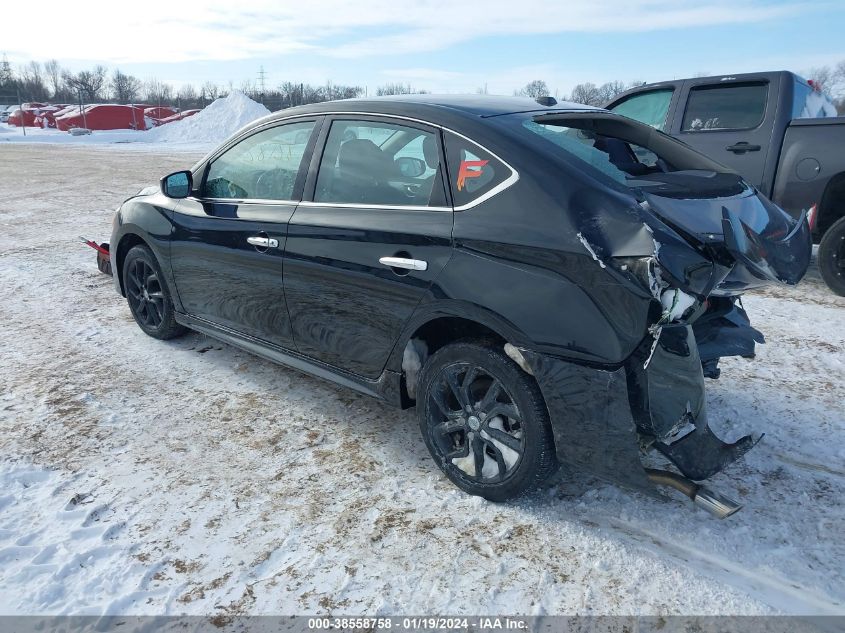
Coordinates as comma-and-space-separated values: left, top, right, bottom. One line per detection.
606, 71, 845, 295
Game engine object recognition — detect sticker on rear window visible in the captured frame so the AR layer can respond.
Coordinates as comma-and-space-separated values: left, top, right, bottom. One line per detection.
457, 159, 489, 191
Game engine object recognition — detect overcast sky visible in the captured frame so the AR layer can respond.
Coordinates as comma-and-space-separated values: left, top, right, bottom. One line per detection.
4, 0, 844, 94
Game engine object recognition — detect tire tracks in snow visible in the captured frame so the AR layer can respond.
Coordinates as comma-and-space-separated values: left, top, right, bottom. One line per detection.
584, 512, 843, 615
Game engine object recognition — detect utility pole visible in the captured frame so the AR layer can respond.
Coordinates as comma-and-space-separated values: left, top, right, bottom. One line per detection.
78, 88, 87, 129
17, 89, 25, 137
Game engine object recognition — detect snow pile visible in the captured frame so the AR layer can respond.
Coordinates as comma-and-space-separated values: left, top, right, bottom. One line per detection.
145, 91, 270, 144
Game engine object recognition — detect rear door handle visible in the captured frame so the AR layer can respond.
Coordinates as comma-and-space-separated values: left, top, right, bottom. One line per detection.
247, 235, 279, 248
379, 256, 428, 271
726, 142, 761, 153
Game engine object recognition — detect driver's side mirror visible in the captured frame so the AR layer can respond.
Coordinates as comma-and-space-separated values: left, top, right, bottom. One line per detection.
395, 156, 426, 178
161, 170, 192, 198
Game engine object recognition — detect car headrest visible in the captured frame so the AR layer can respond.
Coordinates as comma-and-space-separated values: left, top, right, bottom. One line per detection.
338, 139, 396, 182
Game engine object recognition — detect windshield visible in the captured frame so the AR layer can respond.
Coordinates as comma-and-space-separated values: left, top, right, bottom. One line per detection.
508, 113, 746, 199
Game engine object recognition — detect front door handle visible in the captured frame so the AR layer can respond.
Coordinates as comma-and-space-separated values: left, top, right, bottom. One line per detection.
247, 235, 279, 248
726, 142, 761, 153
379, 256, 428, 271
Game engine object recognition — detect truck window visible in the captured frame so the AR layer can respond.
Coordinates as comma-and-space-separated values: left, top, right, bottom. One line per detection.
681, 82, 768, 132
793, 78, 838, 119
609, 89, 673, 131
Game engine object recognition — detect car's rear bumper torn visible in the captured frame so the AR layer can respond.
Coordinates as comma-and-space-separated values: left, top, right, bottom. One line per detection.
521, 325, 759, 514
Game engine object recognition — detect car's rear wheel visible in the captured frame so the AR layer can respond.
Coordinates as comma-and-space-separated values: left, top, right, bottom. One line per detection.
123, 244, 187, 340
416, 340, 558, 501
818, 215, 845, 296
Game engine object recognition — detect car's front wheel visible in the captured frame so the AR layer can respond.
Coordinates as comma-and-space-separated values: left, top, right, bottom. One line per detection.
818, 215, 845, 296
123, 244, 187, 340
416, 340, 558, 501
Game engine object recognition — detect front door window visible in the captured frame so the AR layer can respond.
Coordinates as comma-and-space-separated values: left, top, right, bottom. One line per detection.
204, 121, 315, 201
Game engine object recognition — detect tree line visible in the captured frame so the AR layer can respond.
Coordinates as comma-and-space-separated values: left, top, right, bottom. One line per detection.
2, 56, 843, 112
511, 78, 645, 106
0, 58, 431, 110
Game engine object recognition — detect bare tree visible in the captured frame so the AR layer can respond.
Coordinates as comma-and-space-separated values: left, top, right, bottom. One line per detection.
178, 83, 197, 100
201, 81, 219, 102
111, 69, 141, 104
19, 61, 49, 101
322, 81, 362, 101
0, 55, 13, 90
376, 82, 427, 96
63, 65, 108, 101
568, 82, 602, 106
278, 81, 301, 107
44, 60, 65, 100
240, 78, 258, 97
596, 80, 628, 104
807, 66, 835, 93
514, 79, 549, 99
144, 78, 173, 104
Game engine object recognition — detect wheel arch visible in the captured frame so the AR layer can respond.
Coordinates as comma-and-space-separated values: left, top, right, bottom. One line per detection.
817, 171, 845, 238
387, 304, 532, 409
114, 232, 150, 296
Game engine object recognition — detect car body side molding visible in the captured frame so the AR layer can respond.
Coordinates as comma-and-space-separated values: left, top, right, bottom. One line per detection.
175, 313, 403, 405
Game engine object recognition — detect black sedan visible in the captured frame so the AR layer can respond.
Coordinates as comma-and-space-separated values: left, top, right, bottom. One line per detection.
110, 95, 811, 517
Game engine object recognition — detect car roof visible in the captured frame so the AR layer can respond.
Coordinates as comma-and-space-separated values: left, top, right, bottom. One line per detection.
266, 94, 601, 123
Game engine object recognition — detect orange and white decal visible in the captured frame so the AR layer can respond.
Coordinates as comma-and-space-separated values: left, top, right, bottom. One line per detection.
457, 159, 489, 191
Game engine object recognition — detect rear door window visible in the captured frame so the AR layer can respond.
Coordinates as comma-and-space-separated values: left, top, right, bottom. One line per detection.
314, 119, 445, 207
443, 131, 513, 209
681, 82, 768, 132
609, 89, 674, 130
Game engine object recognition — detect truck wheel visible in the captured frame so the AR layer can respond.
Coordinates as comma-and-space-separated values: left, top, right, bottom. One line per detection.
416, 340, 558, 502
123, 245, 187, 340
818, 216, 845, 296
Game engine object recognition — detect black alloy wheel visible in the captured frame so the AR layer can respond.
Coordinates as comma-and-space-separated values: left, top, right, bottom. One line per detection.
123, 245, 187, 340
417, 341, 558, 501
126, 257, 165, 329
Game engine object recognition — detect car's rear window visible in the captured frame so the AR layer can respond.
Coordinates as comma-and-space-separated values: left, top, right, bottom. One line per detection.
609, 88, 674, 131
522, 120, 648, 186
509, 113, 745, 199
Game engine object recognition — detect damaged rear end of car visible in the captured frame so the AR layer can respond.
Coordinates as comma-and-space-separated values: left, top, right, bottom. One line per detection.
497, 110, 811, 516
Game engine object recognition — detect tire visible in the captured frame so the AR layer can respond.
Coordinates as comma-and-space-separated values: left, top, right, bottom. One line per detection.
416, 340, 558, 501
122, 244, 187, 340
818, 215, 845, 296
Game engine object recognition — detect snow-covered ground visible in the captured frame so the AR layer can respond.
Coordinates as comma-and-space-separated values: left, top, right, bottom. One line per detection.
0, 144, 843, 617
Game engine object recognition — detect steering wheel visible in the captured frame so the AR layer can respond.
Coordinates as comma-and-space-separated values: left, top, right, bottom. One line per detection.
254, 170, 281, 200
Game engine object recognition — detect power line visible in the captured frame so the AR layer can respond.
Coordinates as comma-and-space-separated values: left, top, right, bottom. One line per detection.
257, 66, 267, 94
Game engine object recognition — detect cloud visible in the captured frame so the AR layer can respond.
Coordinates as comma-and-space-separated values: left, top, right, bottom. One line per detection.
4, 0, 803, 64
